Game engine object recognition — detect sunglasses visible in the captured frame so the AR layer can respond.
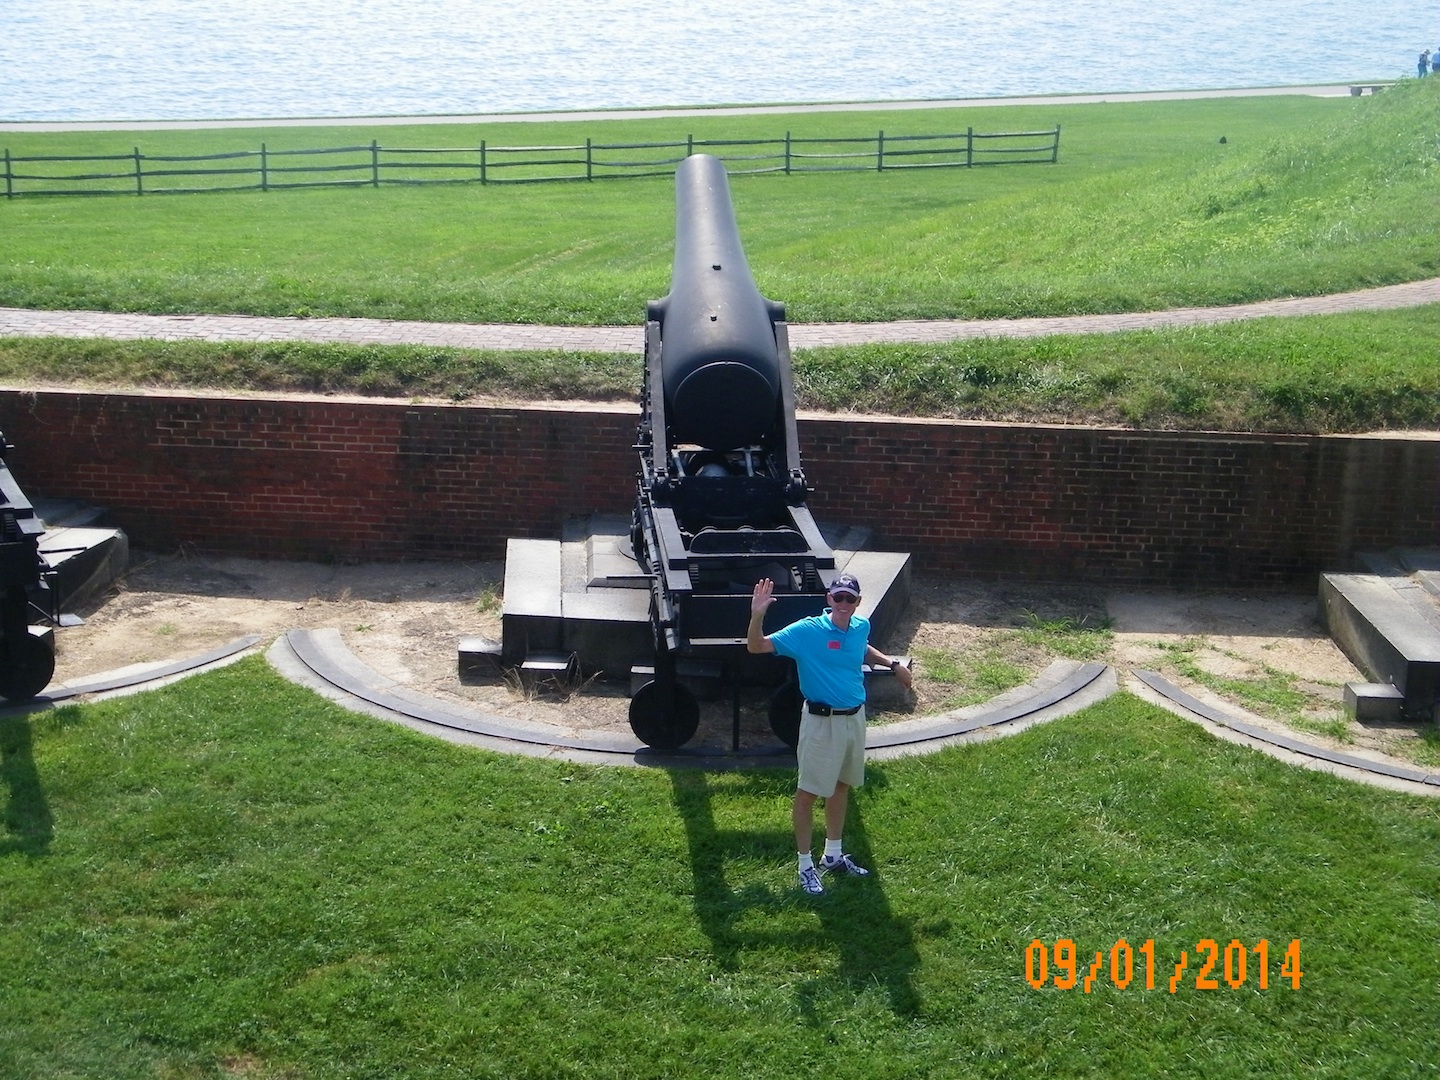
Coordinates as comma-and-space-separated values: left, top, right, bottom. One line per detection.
829, 592, 860, 604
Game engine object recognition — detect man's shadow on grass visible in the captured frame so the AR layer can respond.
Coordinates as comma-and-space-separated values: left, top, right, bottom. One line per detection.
668, 767, 923, 1020
1, 713, 53, 856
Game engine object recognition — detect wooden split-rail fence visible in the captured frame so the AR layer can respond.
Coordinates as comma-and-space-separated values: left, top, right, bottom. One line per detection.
1, 127, 1061, 197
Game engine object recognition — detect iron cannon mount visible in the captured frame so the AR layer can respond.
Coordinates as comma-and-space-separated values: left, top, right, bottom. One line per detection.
495, 156, 910, 753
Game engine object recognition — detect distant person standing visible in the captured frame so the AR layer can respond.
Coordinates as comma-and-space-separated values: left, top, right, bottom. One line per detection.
1420, 49, 1431, 77
748, 572, 913, 895
1432, 49, 1439, 74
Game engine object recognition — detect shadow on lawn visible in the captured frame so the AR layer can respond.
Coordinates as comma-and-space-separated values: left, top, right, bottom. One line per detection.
1, 714, 53, 856
669, 768, 921, 1019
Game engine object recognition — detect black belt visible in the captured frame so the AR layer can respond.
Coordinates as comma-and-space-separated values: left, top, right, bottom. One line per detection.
806, 701, 863, 716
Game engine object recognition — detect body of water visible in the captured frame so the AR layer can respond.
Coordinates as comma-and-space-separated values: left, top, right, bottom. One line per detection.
1, 0, 1435, 123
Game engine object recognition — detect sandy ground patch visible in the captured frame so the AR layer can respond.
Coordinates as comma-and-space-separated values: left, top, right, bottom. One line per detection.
46, 550, 1434, 767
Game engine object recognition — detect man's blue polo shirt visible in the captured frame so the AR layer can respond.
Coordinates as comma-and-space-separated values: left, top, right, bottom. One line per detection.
769, 608, 870, 709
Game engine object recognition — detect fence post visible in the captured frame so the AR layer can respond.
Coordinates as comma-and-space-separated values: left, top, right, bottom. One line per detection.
134, 147, 143, 195
586, 137, 592, 181
4, 149, 12, 199
480, 140, 487, 185
687, 133, 693, 158
371, 140, 380, 187
784, 131, 791, 175
1051, 125, 1060, 163
966, 127, 973, 168
877, 130, 884, 172
261, 143, 269, 191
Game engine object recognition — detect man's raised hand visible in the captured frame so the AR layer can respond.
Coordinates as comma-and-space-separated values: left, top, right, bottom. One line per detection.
751, 577, 776, 615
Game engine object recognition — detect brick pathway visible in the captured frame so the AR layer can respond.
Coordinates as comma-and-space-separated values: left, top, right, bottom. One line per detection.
0, 278, 1435, 353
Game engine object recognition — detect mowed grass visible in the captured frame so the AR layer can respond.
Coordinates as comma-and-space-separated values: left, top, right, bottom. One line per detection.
0, 82, 1435, 324
1, 658, 1437, 1079
2, 86, 1436, 1080
798, 306, 1439, 431
5, 304, 1432, 432
1, 83, 1434, 434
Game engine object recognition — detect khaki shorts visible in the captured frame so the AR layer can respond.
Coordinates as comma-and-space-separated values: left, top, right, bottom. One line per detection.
796, 705, 867, 796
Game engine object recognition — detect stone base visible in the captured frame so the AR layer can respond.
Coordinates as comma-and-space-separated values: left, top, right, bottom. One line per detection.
499, 514, 912, 689
1321, 556, 1440, 723
457, 636, 503, 679
34, 499, 129, 617
1343, 681, 1404, 724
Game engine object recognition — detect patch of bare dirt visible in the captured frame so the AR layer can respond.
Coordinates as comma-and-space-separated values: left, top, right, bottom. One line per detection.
49, 551, 1433, 768
1106, 590, 1437, 766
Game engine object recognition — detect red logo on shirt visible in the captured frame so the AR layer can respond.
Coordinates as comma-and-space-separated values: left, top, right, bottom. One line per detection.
828, 640, 842, 650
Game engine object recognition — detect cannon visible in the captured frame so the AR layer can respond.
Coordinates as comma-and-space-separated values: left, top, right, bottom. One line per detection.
627, 155, 837, 749
495, 154, 910, 752
0, 432, 56, 701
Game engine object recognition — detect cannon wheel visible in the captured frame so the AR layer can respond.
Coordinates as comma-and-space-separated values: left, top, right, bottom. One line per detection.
629, 680, 700, 750
768, 680, 803, 749
0, 631, 55, 702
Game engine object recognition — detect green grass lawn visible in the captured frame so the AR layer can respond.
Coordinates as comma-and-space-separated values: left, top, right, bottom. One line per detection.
1, 659, 1436, 1079
2, 85, 1436, 1080
6, 305, 1433, 433
1, 83, 1435, 435
1, 82, 1435, 324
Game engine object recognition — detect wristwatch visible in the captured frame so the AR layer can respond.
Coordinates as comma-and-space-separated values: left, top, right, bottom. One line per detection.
888, 658, 900, 670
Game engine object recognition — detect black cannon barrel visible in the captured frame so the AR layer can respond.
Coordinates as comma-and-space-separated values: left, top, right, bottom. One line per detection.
648, 155, 785, 451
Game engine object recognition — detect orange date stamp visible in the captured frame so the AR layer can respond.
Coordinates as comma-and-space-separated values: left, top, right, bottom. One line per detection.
1025, 938, 1302, 992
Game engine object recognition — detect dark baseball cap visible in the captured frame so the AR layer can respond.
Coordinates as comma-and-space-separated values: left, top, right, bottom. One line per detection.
828, 573, 861, 598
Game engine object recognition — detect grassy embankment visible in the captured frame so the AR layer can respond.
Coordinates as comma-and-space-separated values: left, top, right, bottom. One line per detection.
2, 86, 1438, 1080
0, 659, 1436, 1079
1, 80, 1436, 432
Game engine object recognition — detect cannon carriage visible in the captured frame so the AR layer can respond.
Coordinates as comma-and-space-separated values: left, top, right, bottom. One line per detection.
496, 155, 909, 753
626, 155, 838, 749
0, 432, 57, 701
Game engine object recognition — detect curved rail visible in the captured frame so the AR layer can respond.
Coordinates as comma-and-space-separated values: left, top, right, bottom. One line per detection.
276, 629, 1111, 768
1132, 669, 1440, 789
1, 634, 262, 711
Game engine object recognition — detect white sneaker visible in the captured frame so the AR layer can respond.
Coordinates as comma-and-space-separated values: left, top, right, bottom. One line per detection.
798, 865, 825, 895
819, 853, 869, 877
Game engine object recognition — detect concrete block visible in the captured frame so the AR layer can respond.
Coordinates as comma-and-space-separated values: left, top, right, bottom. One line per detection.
457, 636, 502, 679
517, 651, 582, 692
503, 538, 562, 618
560, 587, 651, 678
1321, 572, 1440, 722
521, 652, 578, 675
37, 525, 129, 613
1343, 681, 1404, 724
864, 656, 913, 708
583, 517, 649, 590
839, 549, 912, 648
501, 538, 563, 668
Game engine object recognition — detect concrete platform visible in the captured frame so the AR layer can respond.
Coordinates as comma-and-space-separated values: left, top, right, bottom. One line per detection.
499, 514, 911, 684
33, 498, 129, 617
1321, 548, 1440, 723
500, 525, 651, 678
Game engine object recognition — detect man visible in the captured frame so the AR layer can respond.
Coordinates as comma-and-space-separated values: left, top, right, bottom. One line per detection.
747, 572, 914, 895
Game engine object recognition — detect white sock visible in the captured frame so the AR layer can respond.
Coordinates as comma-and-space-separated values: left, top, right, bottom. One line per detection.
798, 853, 815, 871
824, 839, 843, 860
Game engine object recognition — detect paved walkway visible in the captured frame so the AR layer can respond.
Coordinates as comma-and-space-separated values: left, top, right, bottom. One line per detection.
1, 278, 1435, 353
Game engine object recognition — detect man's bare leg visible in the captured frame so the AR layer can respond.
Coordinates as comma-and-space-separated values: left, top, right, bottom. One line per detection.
823, 781, 850, 842
793, 788, 819, 853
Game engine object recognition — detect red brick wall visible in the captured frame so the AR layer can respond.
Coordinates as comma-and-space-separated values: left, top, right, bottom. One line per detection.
3, 388, 1435, 587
